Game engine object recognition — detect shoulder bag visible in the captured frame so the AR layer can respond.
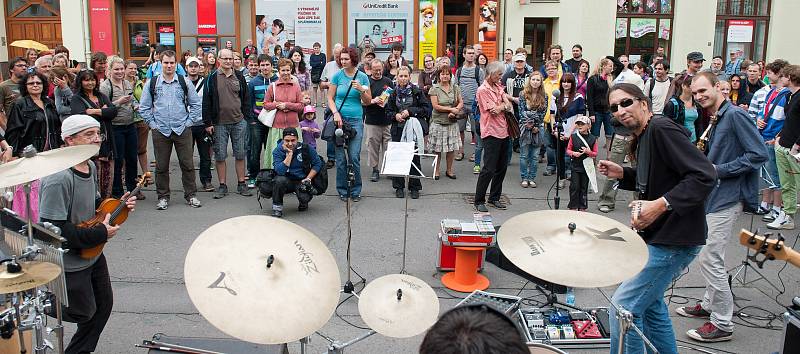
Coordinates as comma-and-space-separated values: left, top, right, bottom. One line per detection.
258, 82, 278, 126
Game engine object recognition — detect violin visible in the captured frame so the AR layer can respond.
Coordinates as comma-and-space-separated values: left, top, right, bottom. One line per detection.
77, 172, 149, 259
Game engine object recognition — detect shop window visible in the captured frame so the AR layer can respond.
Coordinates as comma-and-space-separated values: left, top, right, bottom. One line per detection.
7, 0, 59, 17
714, 0, 770, 62
614, 1, 673, 66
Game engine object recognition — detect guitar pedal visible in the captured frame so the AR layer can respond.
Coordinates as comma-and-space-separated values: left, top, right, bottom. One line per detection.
546, 325, 560, 340
561, 325, 575, 339
531, 328, 548, 341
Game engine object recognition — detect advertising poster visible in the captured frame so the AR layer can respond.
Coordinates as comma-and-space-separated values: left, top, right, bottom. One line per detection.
197, 0, 218, 35
727, 19, 754, 43
418, 0, 437, 64
89, 0, 114, 54
348, 0, 414, 64
629, 18, 656, 38
255, 0, 327, 58
477, 0, 497, 60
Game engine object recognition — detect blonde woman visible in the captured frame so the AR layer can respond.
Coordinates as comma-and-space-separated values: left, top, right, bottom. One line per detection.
586, 57, 615, 139
518, 71, 548, 188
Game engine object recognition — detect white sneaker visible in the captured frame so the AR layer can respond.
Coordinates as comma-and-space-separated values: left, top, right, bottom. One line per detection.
762, 208, 779, 222
767, 211, 795, 230
156, 198, 169, 210
187, 196, 202, 208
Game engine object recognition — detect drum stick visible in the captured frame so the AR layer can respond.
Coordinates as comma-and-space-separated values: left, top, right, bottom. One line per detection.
142, 340, 223, 354
136, 343, 205, 353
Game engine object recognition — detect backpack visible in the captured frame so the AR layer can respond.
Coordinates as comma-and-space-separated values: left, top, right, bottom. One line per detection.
149, 74, 190, 112
456, 66, 481, 86
299, 143, 328, 195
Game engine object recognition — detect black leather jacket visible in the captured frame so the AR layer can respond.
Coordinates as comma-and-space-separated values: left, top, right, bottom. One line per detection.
5, 95, 62, 156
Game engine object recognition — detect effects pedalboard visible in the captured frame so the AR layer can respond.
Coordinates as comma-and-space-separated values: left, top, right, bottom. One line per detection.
517, 307, 612, 349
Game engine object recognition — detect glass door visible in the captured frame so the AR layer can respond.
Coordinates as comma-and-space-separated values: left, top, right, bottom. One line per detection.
125, 20, 177, 60
445, 22, 468, 67
127, 22, 151, 58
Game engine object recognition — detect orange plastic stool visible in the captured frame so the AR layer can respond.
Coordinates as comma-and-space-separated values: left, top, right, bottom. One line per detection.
441, 246, 490, 292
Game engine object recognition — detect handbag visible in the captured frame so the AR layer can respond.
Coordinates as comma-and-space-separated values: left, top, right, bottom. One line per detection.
258, 83, 278, 126
322, 75, 356, 141
504, 111, 521, 139
575, 132, 598, 193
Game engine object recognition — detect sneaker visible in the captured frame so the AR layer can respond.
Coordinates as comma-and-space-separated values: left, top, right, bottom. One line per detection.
246, 179, 256, 189
186, 196, 202, 208
202, 182, 215, 192
767, 211, 795, 230
410, 190, 419, 199
762, 208, 779, 222
156, 198, 169, 210
686, 322, 732, 342
326, 160, 336, 169
237, 182, 253, 196
213, 184, 228, 199
475, 203, 489, 212
488, 200, 507, 210
543, 169, 554, 176
395, 189, 405, 198
473, 166, 481, 174
754, 206, 770, 215
370, 170, 380, 182
598, 205, 613, 213
469, 153, 475, 162
676, 303, 711, 319
352, 196, 361, 202
558, 179, 566, 189
339, 195, 348, 201
521, 180, 529, 188
298, 203, 308, 211
271, 209, 283, 218
529, 180, 537, 188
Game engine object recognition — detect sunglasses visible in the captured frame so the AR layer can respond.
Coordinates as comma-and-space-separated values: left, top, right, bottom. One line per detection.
609, 98, 638, 113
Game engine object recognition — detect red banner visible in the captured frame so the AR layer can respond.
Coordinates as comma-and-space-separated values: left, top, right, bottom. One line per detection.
89, 0, 114, 54
197, 0, 217, 35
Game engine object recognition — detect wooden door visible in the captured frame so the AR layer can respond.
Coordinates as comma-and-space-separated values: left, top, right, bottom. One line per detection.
5, 0, 62, 58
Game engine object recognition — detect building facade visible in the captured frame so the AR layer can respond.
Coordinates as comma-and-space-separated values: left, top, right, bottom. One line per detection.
0, 0, 796, 73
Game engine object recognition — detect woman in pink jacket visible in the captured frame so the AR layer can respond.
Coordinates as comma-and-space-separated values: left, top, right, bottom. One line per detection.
262, 58, 305, 168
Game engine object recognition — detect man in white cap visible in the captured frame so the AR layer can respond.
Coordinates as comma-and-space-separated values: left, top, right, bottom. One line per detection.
39, 114, 136, 354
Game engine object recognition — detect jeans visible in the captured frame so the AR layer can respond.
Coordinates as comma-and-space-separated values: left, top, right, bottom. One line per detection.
591, 111, 614, 137
763, 142, 780, 189
699, 204, 742, 332
474, 136, 509, 204
545, 123, 556, 173
191, 126, 213, 185
473, 116, 483, 166
568, 169, 589, 210
247, 121, 269, 179
610, 244, 702, 354
327, 139, 336, 160
335, 117, 364, 197
111, 123, 139, 197
598, 135, 630, 209
775, 144, 800, 215
213, 119, 248, 161
272, 176, 313, 207
519, 143, 541, 181
61, 255, 113, 354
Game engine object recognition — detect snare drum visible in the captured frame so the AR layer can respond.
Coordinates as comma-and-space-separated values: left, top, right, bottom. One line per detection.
0, 306, 32, 354
528, 343, 567, 354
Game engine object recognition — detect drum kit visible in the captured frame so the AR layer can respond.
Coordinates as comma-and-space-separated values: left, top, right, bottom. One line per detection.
0, 144, 100, 354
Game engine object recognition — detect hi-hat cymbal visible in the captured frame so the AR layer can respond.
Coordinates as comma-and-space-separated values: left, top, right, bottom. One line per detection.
497, 210, 648, 288
0, 145, 99, 189
358, 274, 439, 338
184, 216, 341, 345
0, 261, 62, 294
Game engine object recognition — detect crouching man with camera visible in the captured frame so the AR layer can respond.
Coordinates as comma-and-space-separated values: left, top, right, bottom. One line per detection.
271, 127, 323, 217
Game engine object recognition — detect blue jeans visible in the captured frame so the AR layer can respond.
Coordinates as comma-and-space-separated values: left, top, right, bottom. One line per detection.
545, 123, 556, 172
763, 142, 781, 189
609, 244, 702, 354
247, 121, 269, 179
112, 123, 139, 197
592, 111, 614, 137
519, 143, 541, 180
335, 117, 364, 197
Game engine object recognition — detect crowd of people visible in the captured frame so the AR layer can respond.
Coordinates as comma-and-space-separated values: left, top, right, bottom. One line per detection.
0, 37, 797, 353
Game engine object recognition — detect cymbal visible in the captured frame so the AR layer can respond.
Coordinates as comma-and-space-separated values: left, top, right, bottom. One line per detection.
0, 145, 99, 189
358, 274, 439, 338
184, 216, 341, 345
0, 261, 62, 293
497, 210, 648, 288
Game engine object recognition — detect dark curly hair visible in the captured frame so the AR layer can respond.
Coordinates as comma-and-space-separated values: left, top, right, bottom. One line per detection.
18, 71, 50, 100
73, 69, 102, 97
287, 47, 307, 74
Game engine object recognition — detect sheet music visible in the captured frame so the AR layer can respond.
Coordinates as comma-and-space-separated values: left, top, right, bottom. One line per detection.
381, 142, 416, 176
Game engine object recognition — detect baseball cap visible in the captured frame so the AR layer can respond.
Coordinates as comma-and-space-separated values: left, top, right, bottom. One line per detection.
186, 56, 202, 66
513, 53, 526, 62
303, 105, 316, 115
575, 116, 591, 125
687, 52, 705, 62
282, 128, 299, 138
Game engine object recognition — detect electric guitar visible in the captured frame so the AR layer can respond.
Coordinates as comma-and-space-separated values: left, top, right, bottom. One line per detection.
739, 229, 800, 268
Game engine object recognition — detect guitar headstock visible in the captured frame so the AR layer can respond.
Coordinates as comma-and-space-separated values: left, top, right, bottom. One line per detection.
739, 229, 788, 262
139, 172, 152, 188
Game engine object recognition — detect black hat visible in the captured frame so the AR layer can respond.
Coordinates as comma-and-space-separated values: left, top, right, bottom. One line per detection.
282, 128, 299, 138
687, 52, 705, 62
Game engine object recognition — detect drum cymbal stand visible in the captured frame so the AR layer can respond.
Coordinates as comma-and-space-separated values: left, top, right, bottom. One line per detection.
598, 288, 658, 354
314, 329, 376, 354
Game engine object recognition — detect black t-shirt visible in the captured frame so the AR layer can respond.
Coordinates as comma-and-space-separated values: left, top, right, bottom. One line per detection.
501, 69, 529, 99
779, 90, 800, 149
364, 76, 394, 126
744, 79, 765, 95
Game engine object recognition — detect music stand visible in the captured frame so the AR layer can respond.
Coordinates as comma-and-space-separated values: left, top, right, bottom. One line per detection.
381, 142, 438, 274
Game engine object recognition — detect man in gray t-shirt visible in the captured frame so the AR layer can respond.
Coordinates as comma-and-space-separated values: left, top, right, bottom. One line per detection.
38, 114, 136, 353
456, 45, 485, 165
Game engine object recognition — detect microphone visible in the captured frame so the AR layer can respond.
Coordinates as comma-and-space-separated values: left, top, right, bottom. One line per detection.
335, 128, 344, 138
551, 88, 561, 98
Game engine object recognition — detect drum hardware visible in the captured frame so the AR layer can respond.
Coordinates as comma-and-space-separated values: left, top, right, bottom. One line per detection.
596, 288, 659, 354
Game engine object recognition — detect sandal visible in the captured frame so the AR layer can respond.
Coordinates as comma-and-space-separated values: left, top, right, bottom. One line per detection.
455, 153, 464, 161
446, 173, 457, 180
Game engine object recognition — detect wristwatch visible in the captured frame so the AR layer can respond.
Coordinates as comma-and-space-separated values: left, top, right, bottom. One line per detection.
662, 197, 673, 211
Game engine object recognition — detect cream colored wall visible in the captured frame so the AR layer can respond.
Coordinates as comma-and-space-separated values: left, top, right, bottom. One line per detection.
670, 0, 716, 70
61, 0, 90, 64
331, 0, 344, 47
500, 0, 615, 66
766, 0, 799, 61
0, 2, 7, 62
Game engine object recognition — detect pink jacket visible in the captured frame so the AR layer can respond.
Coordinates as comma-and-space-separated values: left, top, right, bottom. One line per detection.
476, 81, 509, 139
263, 80, 304, 129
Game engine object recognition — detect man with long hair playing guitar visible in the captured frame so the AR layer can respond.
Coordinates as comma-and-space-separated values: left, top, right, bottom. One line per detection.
39, 114, 137, 354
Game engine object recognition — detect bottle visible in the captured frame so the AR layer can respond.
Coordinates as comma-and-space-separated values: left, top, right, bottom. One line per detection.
565, 287, 575, 306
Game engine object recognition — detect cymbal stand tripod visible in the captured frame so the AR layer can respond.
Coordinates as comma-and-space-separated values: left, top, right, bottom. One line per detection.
597, 288, 659, 354
312, 329, 377, 354
727, 228, 784, 294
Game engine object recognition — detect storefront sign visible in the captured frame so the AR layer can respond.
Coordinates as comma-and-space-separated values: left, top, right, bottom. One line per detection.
255, 0, 327, 61
197, 0, 218, 35
89, 0, 114, 54
727, 20, 753, 43
348, 0, 414, 64
418, 0, 437, 64
629, 18, 656, 39
477, 0, 497, 60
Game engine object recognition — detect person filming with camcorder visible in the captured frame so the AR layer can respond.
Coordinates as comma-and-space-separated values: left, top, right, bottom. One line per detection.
268, 128, 323, 217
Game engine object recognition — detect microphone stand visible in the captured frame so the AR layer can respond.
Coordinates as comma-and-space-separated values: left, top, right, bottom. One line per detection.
552, 93, 563, 210
338, 135, 364, 295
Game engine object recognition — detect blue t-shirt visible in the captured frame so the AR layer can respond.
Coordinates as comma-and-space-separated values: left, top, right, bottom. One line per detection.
332, 70, 370, 119
684, 108, 699, 142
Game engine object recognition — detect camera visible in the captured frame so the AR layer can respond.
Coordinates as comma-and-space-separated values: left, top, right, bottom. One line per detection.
203, 134, 214, 144
298, 179, 317, 195
335, 123, 357, 147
